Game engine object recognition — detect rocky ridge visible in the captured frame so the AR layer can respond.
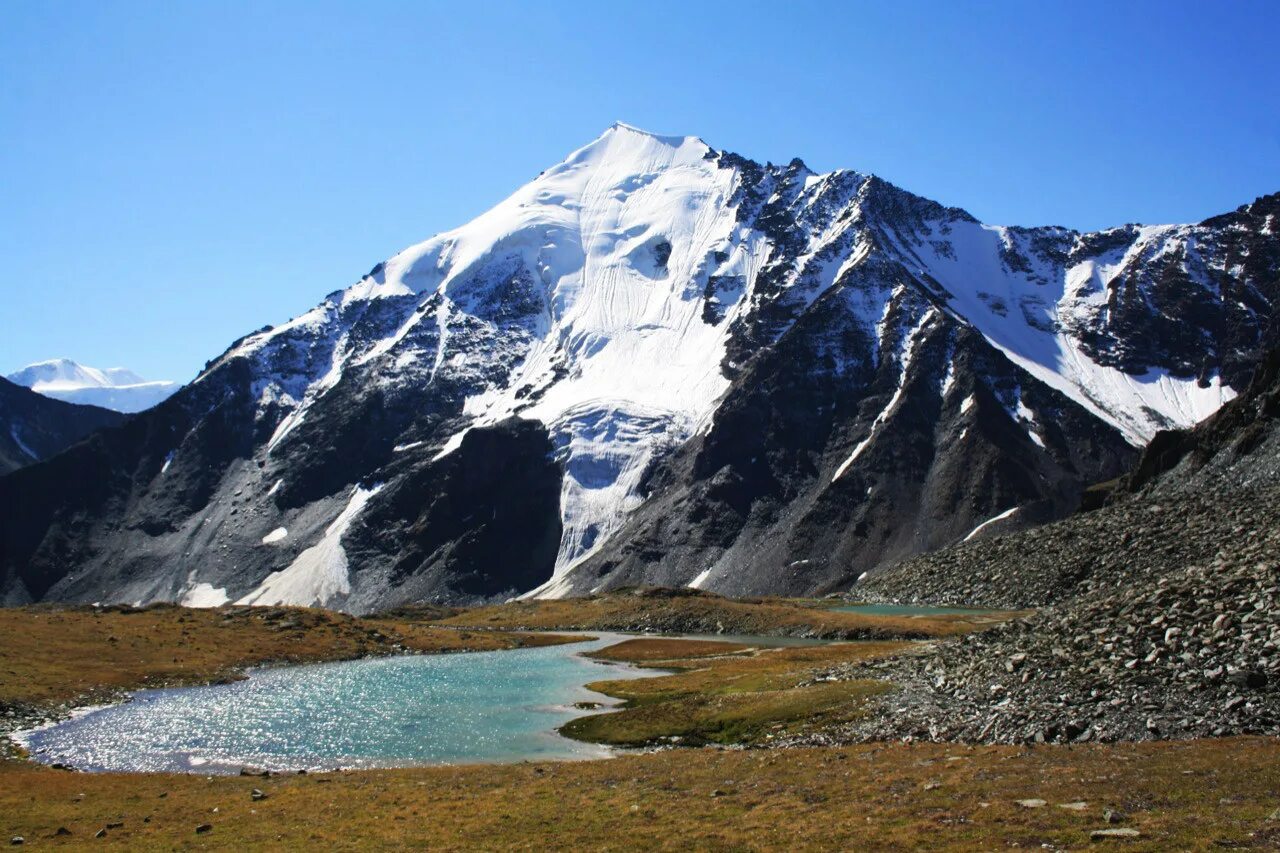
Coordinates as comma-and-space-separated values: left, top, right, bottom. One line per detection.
859, 348, 1280, 608
850, 480, 1279, 610
804, 349, 1280, 744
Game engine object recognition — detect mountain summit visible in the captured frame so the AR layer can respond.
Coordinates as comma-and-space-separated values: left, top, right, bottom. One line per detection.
2, 126, 1276, 611
8, 358, 179, 413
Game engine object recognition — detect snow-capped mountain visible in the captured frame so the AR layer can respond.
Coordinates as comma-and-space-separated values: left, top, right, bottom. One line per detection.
8, 359, 179, 413
0, 376, 124, 476
1, 124, 1275, 610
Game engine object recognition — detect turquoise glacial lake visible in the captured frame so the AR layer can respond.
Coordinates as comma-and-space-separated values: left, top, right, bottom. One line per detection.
18, 634, 657, 774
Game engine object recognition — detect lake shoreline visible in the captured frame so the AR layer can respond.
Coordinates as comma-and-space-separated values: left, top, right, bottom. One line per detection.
0, 604, 587, 765
15, 633, 683, 774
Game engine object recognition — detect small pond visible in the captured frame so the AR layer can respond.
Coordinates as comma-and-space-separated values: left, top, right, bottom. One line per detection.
17, 634, 656, 774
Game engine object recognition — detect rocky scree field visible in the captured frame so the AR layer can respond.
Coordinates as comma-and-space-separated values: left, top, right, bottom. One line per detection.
808, 350, 1280, 745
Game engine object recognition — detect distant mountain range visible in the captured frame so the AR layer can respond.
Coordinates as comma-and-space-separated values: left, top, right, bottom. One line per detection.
8, 359, 178, 414
0, 377, 124, 475
0, 124, 1275, 611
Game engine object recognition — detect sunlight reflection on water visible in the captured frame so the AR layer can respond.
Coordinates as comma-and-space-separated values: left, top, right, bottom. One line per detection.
20, 634, 651, 773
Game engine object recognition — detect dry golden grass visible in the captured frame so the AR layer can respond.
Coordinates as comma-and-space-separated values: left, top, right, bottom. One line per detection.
3, 604, 1275, 849
0, 604, 579, 713
563, 678, 892, 746
586, 639, 914, 698
564, 639, 909, 747
3, 739, 1278, 850
432, 589, 1011, 640
587, 637, 751, 662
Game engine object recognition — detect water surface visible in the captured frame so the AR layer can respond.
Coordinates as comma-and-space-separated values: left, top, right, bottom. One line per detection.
19, 634, 654, 774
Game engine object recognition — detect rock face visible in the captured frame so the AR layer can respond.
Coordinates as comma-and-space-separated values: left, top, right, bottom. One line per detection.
562, 322, 1131, 598
0, 377, 124, 476
816, 349, 1280, 744
860, 349, 1280, 609
340, 419, 564, 611
0, 124, 1276, 611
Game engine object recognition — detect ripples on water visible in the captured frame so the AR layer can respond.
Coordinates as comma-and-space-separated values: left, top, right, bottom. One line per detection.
20, 635, 652, 773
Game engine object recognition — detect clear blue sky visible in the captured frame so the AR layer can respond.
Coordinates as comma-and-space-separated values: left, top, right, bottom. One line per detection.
3, 0, 1278, 383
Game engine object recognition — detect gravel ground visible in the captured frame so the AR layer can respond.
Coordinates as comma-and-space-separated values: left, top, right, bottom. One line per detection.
797, 535, 1279, 745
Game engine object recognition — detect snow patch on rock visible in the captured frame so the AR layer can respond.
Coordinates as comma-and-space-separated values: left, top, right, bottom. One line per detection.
688, 567, 715, 590
238, 484, 383, 608
8, 426, 37, 461
181, 582, 229, 608
918, 221, 1236, 444
963, 506, 1021, 542
261, 527, 288, 544
833, 308, 938, 481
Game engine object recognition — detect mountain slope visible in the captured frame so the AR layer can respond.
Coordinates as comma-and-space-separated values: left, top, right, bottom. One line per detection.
0, 377, 125, 476
1, 125, 1276, 612
827, 349, 1280, 744
8, 359, 179, 413
858, 347, 1280, 610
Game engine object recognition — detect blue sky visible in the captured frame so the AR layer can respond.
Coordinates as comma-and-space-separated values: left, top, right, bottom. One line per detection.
3, 0, 1278, 383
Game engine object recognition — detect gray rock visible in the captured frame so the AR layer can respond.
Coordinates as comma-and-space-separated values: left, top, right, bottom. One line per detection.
1090, 828, 1141, 840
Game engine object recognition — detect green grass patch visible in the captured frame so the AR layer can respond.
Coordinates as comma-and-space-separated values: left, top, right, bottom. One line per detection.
562, 679, 890, 746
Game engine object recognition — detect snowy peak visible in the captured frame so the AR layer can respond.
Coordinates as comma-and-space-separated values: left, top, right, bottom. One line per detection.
540, 121, 713, 188
217, 121, 753, 581
228, 118, 745, 425
202, 127, 1278, 593
8, 359, 179, 413
10, 358, 132, 390
4, 126, 1277, 614
602, 121, 707, 148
